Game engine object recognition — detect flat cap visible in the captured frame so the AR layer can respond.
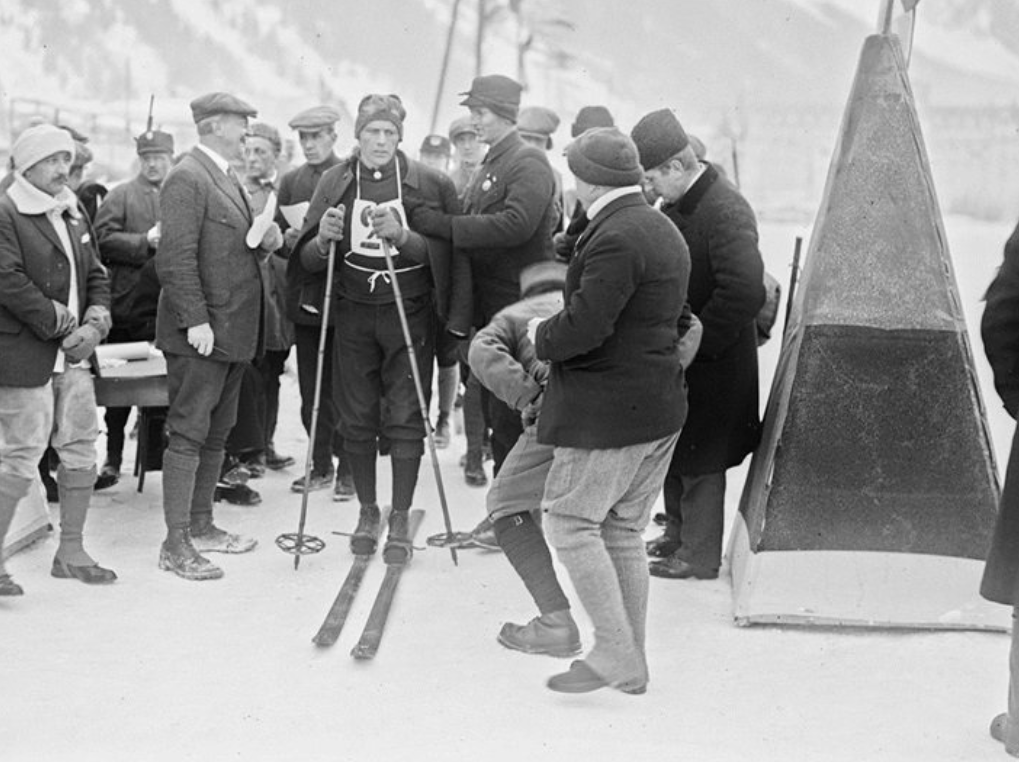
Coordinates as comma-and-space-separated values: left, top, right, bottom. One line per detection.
518, 106, 560, 149
190, 92, 257, 124
135, 129, 175, 156
420, 134, 451, 157
288, 105, 341, 131
448, 116, 477, 141
247, 122, 282, 154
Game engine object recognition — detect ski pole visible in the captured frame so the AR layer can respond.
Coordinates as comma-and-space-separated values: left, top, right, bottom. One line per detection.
275, 239, 334, 569
380, 235, 458, 566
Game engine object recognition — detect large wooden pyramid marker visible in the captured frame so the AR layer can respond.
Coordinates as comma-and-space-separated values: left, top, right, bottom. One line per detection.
728, 33, 1007, 630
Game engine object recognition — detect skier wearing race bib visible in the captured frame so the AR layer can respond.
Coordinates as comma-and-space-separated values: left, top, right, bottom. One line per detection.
294, 94, 463, 564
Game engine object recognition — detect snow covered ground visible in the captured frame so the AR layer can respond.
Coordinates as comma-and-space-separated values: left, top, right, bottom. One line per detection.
2, 214, 1018, 762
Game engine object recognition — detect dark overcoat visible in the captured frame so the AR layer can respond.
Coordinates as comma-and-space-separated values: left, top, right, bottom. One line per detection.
94, 174, 160, 330
451, 131, 557, 325
154, 147, 266, 363
0, 193, 109, 387
980, 219, 1019, 605
535, 192, 689, 450
289, 151, 468, 334
661, 164, 765, 475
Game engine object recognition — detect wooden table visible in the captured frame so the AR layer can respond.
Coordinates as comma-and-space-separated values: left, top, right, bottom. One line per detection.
93, 356, 168, 491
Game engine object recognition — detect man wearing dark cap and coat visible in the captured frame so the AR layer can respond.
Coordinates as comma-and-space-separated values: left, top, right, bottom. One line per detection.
155, 92, 283, 581
413, 74, 558, 482
557, 105, 615, 262
631, 107, 765, 581
531, 127, 690, 693
294, 94, 463, 564
280, 104, 355, 499
94, 127, 175, 486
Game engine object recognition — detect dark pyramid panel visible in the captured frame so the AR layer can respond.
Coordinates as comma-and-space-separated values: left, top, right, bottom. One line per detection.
737, 33, 998, 568
753, 325, 996, 558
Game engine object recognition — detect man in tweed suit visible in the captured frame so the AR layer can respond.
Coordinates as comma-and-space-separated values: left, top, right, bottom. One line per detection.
155, 92, 282, 581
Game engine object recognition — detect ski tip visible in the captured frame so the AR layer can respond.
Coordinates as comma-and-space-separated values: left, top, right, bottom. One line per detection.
350, 646, 375, 660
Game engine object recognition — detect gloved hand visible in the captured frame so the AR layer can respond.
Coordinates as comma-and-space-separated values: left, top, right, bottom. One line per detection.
82, 304, 112, 338
61, 324, 102, 363
371, 206, 407, 245
260, 222, 283, 253
146, 223, 161, 248
521, 390, 544, 428
51, 300, 78, 338
412, 204, 452, 240
553, 231, 577, 262
284, 227, 301, 250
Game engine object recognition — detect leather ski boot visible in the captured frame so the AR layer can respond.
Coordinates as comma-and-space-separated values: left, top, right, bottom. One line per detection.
350, 503, 381, 555
383, 509, 413, 565
497, 609, 582, 657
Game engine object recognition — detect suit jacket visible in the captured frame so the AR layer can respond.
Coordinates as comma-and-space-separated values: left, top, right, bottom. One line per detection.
451, 131, 557, 324
661, 163, 765, 474
536, 192, 689, 449
0, 192, 110, 387
289, 151, 468, 333
154, 147, 266, 362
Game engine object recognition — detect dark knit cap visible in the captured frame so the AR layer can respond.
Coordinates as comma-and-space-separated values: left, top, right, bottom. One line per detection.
135, 129, 175, 156
247, 122, 282, 154
630, 108, 689, 171
459, 74, 522, 123
570, 105, 614, 138
519, 261, 566, 298
354, 94, 406, 139
566, 127, 643, 187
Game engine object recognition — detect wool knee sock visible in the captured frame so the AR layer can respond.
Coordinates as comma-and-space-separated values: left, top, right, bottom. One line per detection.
603, 524, 650, 677
346, 449, 377, 507
494, 512, 570, 616
162, 449, 199, 534
390, 456, 421, 513
190, 449, 225, 533
55, 464, 98, 566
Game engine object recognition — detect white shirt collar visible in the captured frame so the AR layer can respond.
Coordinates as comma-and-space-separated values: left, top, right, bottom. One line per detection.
585, 185, 643, 220
196, 143, 232, 175
7, 172, 80, 218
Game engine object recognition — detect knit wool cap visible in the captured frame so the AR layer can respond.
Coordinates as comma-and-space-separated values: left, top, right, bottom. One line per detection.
288, 105, 341, 131
517, 106, 560, 149
135, 129, 175, 156
247, 122, 282, 155
354, 94, 406, 139
459, 74, 522, 123
571, 105, 614, 138
565, 127, 643, 188
12, 124, 75, 172
630, 108, 690, 171
519, 261, 566, 298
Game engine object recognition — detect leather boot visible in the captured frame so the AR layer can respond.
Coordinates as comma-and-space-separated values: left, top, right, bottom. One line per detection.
383, 509, 412, 565
463, 450, 487, 487
159, 527, 224, 581
498, 609, 582, 657
53, 465, 117, 583
350, 503, 381, 555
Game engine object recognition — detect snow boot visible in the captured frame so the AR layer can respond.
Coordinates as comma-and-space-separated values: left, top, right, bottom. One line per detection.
497, 609, 581, 657
350, 503, 381, 556
383, 509, 413, 565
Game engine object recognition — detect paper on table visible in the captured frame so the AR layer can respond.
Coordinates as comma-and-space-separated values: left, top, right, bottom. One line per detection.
95, 342, 152, 363
246, 190, 278, 248
280, 202, 309, 230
